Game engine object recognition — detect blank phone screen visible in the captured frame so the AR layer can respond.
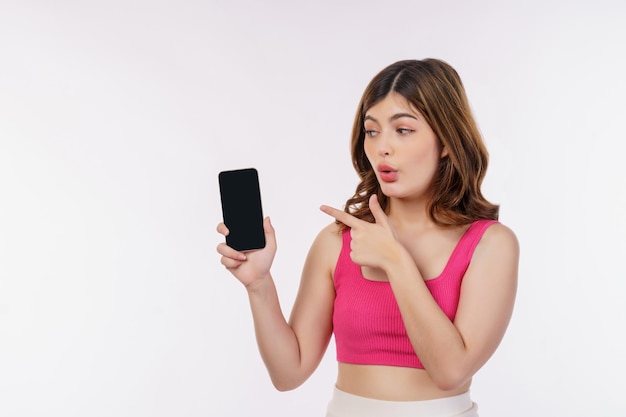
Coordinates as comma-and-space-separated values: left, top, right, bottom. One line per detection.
218, 168, 266, 251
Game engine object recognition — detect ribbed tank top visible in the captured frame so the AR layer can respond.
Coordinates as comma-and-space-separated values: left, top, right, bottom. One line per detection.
332, 219, 498, 369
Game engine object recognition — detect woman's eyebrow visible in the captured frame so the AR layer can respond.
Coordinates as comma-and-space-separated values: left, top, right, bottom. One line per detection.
390, 112, 418, 121
364, 112, 419, 123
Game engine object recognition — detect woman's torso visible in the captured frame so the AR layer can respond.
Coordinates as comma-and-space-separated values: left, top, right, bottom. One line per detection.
328, 221, 474, 401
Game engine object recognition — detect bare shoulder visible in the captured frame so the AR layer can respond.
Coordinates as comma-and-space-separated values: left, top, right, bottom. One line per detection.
316, 221, 344, 243
479, 222, 520, 258
470, 222, 520, 282
309, 222, 344, 259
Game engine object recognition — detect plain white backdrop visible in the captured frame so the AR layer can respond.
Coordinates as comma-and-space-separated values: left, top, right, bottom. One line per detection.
1, 1, 625, 416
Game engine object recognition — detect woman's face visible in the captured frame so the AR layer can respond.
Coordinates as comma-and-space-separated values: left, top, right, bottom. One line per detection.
363, 92, 447, 202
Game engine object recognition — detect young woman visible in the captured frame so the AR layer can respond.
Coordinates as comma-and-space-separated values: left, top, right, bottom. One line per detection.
217, 58, 519, 417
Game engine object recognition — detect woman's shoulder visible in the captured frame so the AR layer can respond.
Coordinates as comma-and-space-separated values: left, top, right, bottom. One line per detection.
475, 221, 520, 264
483, 221, 518, 246
314, 221, 345, 246
307, 222, 344, 260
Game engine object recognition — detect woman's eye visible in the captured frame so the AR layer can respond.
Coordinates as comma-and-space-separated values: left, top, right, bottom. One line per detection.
364, 129, 378, 137
397, 128, 414, 135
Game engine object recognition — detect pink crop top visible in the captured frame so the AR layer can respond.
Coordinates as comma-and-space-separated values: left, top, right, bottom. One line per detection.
332, 219, 498, 369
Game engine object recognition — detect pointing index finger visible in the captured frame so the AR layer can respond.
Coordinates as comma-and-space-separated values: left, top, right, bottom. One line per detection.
320, 205, 361, 228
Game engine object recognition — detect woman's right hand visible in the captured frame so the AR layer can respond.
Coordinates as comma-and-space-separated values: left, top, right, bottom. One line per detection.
216, 217, 277, 288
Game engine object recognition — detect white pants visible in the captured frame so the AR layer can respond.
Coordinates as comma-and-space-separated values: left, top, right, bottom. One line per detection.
326, 387, 479, 417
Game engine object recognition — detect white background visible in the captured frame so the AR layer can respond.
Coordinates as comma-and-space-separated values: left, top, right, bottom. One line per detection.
1, 1, 625, 416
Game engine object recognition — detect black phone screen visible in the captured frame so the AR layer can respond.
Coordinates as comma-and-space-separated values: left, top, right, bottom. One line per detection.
218, 168, 266, 252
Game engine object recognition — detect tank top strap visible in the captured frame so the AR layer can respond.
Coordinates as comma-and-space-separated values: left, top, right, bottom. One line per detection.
340, 228, 352, 261
454, 219, 499, 265
333, 228, 356, 282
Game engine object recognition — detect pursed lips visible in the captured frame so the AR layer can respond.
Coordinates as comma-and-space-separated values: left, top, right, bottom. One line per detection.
377, 163, 398, 182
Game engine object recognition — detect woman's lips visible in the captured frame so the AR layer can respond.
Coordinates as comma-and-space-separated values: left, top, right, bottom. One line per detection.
377, 164, 398, 182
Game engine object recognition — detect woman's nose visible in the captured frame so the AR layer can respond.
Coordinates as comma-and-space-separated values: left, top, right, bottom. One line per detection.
377, 134, 392, 156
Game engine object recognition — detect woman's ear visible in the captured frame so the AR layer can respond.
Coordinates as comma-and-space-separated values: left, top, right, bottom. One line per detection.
440, 145, 449, 158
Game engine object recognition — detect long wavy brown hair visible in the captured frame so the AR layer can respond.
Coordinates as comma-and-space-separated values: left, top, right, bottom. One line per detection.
341, 58, 499, 229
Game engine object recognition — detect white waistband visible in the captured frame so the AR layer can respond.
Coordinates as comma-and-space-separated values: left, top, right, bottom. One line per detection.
326, 387, 478, 417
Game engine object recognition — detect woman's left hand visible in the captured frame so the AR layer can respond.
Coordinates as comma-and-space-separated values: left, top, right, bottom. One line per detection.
320, 194, 403, 269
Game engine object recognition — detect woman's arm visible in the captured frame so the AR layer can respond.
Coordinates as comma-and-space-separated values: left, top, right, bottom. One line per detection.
386, 223, 519, 390
218, 219, 338, 391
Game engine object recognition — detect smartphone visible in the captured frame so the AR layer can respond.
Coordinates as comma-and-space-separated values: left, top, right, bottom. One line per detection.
218, 168, 266, 252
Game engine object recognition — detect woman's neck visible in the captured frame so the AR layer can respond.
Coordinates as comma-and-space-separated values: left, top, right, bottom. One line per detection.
386, 197, 434, 233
